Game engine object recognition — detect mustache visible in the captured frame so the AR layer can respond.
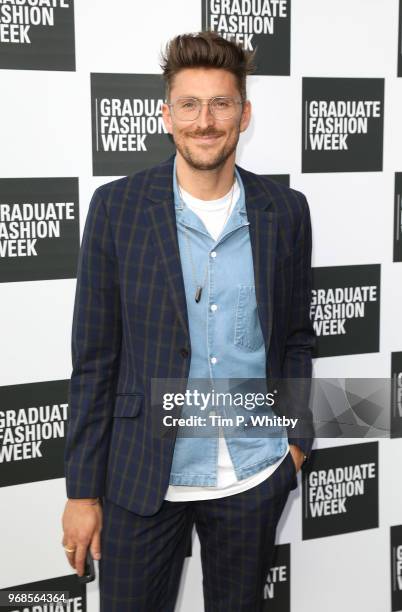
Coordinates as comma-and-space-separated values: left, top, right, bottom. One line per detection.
188, 129, 225, 138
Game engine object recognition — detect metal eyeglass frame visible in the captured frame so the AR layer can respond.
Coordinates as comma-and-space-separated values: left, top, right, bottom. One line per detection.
167, 96, 244, 121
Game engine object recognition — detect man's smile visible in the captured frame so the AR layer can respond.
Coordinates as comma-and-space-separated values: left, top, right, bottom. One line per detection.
189, 133, 224, 144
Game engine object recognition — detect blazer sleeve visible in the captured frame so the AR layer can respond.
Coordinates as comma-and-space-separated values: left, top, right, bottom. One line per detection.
64, 187, 122, 499
282, 193, 316, 458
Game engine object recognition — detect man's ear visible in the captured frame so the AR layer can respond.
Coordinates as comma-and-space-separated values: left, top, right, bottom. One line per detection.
162, 103, 173, 135
239, 100, 251, 133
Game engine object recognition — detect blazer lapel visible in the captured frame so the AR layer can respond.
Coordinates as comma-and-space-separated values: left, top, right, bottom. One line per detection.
144, 157, 190, 339
237, 166, 278, 351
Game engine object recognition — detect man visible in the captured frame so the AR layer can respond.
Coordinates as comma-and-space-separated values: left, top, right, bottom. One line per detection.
62, 31, 315, 611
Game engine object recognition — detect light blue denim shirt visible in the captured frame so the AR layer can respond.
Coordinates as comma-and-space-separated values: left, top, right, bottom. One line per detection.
169, 156, 287, 486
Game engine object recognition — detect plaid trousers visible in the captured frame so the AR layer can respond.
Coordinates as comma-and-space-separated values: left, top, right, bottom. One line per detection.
99, 451, 295, 612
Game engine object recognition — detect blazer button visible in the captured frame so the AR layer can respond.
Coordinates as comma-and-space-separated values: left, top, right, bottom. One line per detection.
179, 348, 189, 358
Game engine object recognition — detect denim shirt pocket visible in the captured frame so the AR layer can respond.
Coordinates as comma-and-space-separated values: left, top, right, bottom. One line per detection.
234, 284, 265, 351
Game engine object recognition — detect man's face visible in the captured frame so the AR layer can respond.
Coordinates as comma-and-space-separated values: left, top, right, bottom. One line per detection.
162, 67, 251, 171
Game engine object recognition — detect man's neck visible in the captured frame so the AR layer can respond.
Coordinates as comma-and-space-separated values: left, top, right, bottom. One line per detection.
175, 152, 236, 200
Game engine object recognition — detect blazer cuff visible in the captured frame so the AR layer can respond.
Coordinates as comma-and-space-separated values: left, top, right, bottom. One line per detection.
287, 436, 313, 460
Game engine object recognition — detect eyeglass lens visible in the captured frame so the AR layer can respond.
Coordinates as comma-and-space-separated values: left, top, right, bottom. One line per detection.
172, 97, 238, 120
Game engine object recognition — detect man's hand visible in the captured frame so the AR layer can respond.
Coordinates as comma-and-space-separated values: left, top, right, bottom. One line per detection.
61, 499, 103, 576
289, 444, 305, 474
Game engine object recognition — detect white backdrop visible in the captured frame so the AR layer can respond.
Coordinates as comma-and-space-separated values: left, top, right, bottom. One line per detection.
0, 1, 401, 611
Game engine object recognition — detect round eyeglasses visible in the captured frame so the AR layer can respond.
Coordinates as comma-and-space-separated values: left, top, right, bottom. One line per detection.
168, 96, 244, 121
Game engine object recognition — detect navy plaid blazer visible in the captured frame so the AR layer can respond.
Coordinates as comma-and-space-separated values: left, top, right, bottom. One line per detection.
64, 154, 316, 516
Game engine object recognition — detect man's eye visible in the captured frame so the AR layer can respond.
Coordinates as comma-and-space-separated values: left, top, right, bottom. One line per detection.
215, 100, 230, 108
181, 100, 197, 109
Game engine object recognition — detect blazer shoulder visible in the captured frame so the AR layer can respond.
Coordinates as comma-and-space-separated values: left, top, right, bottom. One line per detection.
94, 176, 130, 201
238, 166, 310, 221
93, 156, 174, 211
255, 171, 308, 206
93, 170, 146, 204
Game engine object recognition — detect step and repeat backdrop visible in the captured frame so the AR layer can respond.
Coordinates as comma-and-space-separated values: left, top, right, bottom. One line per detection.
1, 1, 402, 611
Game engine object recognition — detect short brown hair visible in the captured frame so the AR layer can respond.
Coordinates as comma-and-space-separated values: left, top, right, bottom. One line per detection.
159, 31, 256, 101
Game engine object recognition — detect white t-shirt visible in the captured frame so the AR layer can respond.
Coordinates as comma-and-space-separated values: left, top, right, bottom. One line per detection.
164, 180, 289, 502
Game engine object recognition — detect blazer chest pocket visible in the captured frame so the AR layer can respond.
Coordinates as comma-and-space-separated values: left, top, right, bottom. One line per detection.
113, 394, 143, 418
234, 285, 265, 351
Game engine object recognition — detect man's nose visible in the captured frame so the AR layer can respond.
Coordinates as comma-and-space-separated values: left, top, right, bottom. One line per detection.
196, 102, 215, 129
